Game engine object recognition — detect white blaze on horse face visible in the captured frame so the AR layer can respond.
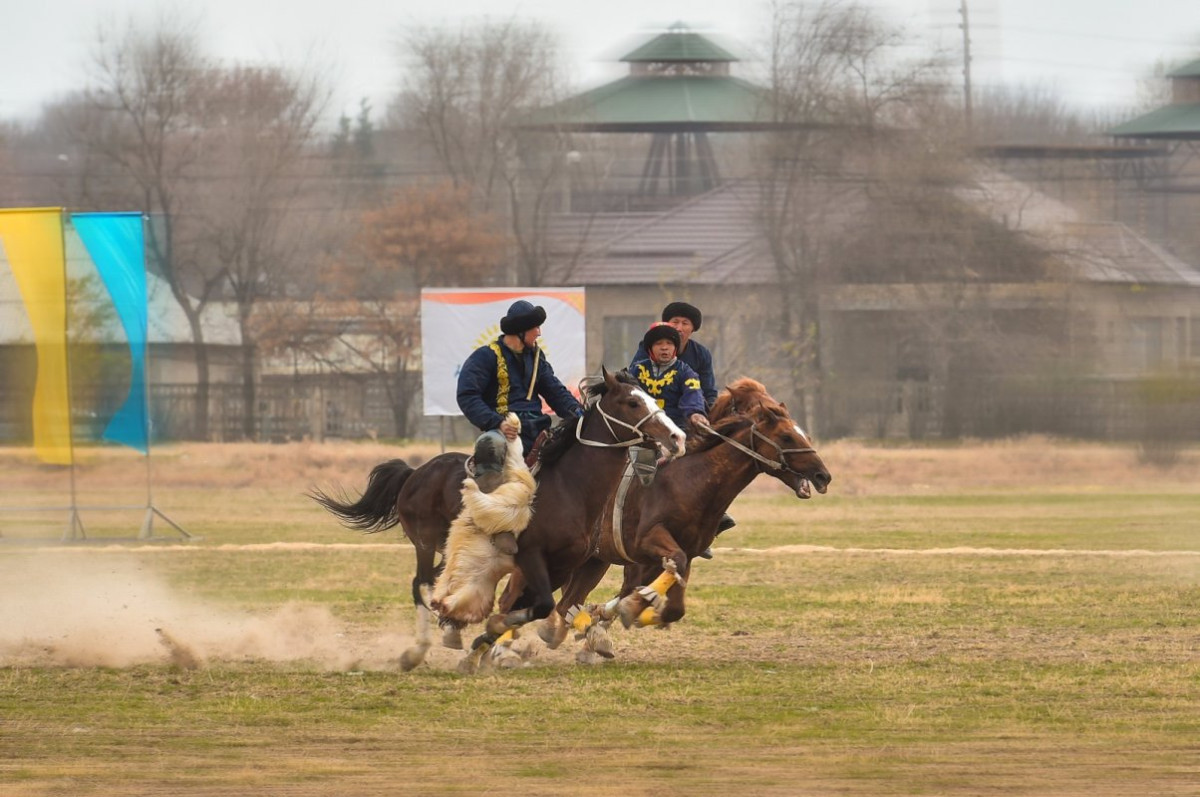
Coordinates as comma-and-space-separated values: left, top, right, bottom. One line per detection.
633, 388, 686, 454
793, 423, 809, 441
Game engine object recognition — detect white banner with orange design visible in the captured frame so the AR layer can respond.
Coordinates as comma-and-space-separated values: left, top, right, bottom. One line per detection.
420, 288, 586, 416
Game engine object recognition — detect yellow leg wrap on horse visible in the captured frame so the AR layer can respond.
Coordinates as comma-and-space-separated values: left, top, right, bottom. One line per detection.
647, 568, 678, 597
495, 629, 515, 646
570, 609, 593, 633
637, 607, 661, 627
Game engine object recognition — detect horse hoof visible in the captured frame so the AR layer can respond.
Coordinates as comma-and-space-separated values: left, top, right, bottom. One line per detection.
585, 625, 615, 658
399, 643, 429, 672
538, 618, 568, 649
457, 655, 479, 675
442, 625, 463, 650
616, 595, 644, 629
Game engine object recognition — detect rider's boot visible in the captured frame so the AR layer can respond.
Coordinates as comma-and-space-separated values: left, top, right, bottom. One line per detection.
698, 513, 737, 559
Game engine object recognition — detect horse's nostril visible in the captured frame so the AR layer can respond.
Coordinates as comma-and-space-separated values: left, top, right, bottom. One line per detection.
815, 472, 831, 488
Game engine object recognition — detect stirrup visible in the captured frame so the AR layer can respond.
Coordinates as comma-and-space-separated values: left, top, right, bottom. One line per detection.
629, 446, 659, 486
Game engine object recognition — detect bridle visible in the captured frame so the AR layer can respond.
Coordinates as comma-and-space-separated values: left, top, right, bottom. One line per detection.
575, 387, 672, 449
699, 419, 816, 476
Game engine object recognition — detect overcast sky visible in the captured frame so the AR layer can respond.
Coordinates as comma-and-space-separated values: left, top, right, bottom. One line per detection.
1, 0, 1198, 124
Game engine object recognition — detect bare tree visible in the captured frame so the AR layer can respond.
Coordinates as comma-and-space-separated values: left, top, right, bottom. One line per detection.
751, 0, 947, 430
360, 181, 505, 291
257, 182, 506, 436
394, 18, 576, 285
53, 18, 337, 441
66, 19, 220, 439
190, 64, 330, 439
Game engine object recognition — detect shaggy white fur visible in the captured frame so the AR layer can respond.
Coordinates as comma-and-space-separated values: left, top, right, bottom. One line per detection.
430, 414, 537, 625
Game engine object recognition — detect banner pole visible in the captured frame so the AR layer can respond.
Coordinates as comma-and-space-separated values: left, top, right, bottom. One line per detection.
136, 213, 191, 540
60, 209, 84, 541
139, 315, 155, 538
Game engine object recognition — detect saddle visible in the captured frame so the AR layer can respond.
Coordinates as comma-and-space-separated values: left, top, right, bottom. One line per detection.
525, 430, 548, 468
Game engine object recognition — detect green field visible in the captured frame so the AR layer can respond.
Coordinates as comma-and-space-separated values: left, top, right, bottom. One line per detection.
1, 440, 1198, 795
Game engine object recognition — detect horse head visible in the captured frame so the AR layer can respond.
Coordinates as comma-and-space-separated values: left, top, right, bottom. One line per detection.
742, 403, 831, 499
710, 377, 774, 422
582, 366, 686, 458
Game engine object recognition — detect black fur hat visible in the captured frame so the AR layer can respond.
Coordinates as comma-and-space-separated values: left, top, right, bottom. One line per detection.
643, 322, 681, 354
500, 300, 547, 335
661, 301, 702, 331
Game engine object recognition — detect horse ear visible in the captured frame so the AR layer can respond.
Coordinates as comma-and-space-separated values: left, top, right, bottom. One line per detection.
601, 365, 617, 387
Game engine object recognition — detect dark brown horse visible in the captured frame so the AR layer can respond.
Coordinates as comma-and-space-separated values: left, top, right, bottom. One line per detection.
311, 367, 686, 670
537, 378, 831, 659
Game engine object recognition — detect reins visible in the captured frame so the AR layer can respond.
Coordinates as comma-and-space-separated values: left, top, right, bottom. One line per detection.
698, 421, 816, 475
575, 393, 670, 449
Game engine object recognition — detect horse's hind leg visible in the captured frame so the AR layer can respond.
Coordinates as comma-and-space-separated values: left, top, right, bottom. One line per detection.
398, 542, 438, 671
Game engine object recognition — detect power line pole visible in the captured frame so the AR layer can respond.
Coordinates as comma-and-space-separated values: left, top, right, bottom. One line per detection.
959, 0, 974, 141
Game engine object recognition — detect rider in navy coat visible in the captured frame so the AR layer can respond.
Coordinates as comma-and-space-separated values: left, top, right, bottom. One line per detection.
457, 300, 583, 455
629, 322, 707, 430
632, 314, 735, 557
628, 301, 717, 409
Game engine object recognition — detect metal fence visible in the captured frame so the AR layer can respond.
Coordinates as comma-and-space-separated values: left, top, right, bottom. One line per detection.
3, 374, 1197, 446
824, 374, 1200, 442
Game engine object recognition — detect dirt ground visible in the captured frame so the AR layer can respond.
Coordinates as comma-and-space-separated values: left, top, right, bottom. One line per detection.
3, 438, 1199, 796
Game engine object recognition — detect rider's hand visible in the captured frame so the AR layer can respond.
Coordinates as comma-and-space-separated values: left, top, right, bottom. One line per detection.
500, 417, 521, 441
689, 413, 710, 430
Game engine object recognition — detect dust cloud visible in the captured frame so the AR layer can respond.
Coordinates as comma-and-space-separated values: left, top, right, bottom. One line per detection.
0, 552, 409, 670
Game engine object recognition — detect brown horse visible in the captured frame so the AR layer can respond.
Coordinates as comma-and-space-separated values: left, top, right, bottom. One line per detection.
311, 367, 686, 670
537, 378, 831, 659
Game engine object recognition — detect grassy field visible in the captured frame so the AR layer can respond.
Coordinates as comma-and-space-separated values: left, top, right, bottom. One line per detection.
1, 438, 1199, 795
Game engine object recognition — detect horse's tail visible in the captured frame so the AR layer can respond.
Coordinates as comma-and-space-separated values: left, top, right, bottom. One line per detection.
309, 459, 414, 534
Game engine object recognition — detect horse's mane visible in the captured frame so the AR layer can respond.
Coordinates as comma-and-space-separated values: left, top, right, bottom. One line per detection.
538, 369, 641, 468
688, 378, 789, 455
709, 377, 779, 422
687, 403, 784, 455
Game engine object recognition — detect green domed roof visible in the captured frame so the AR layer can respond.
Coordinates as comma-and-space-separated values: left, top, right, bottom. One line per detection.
620, 25, 738, 64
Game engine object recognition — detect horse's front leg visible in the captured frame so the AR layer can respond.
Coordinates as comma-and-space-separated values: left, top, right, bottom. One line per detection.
547, 556, 614, 652
617, 525, 689, 628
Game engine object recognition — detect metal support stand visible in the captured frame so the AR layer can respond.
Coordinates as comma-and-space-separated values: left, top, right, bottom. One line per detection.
140, 506, 192, 540
64, 507, 85, 542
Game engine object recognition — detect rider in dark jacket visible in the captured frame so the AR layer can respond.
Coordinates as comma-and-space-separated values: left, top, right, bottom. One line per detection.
456, 299, 583, 456
629, 322, 707, 430
629, 301, 717, 409
631, 306, 734, 558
